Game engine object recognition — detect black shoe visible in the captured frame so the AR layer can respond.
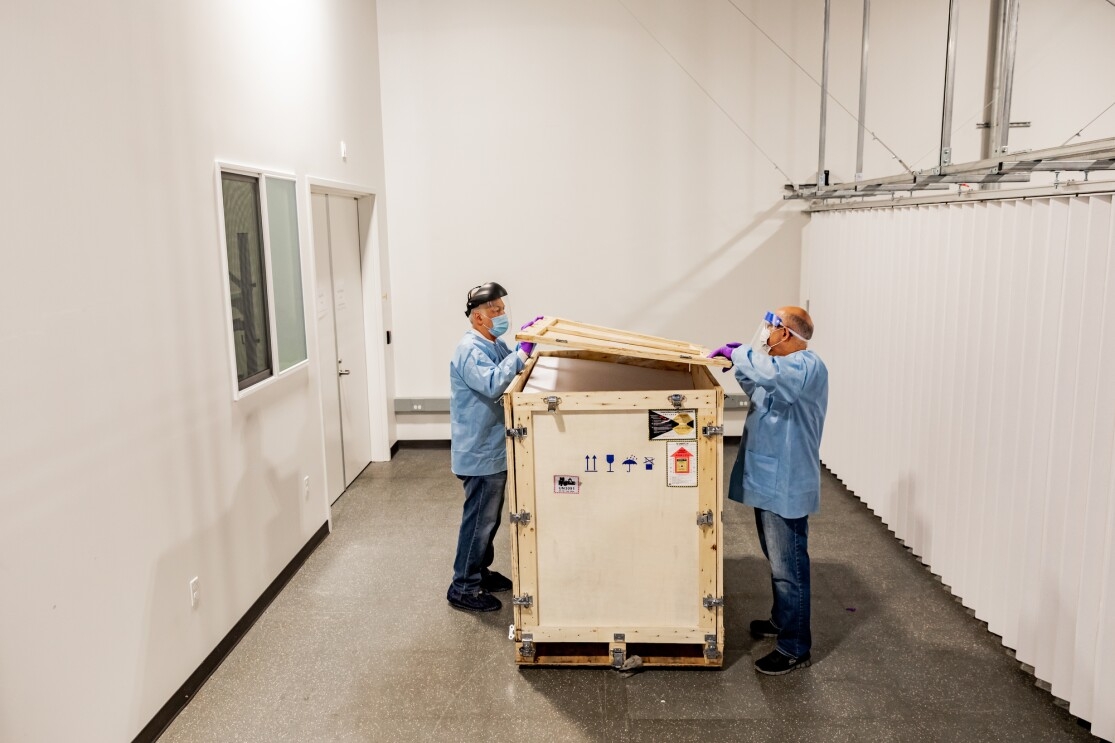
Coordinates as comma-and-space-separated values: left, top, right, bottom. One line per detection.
754, 649, 811, 675
447, 589, 502, 613
749, 619, 779, 638
481, 571, 513, 593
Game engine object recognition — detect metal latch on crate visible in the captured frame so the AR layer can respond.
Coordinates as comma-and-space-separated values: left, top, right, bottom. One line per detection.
702, 595, 724, 609
668, 394, 686, 409
509, 509, 532, 525
702, 425, 724, 437
696, 510, 715, 526
704, 634, 721, 660
543, 395, 561, 411
506, 425, 527, 440
512, 594, 534, 608
611, 647, 625, 668
519, 633, 535, 658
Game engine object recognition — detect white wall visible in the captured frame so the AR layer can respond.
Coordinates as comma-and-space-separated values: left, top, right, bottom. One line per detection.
376, 0, 819, 438
804, 195, 1115, 741
0, 1, 388, 741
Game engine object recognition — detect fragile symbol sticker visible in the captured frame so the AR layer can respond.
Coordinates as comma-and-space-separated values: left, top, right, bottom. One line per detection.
554, 475, 581, 493
667, 442, 698, 487
649, 409, 697, 440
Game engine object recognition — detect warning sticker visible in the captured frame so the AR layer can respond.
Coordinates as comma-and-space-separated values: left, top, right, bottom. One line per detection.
649, 409, 697, 440
666, 442, 698, 487
554, 475, 581, 493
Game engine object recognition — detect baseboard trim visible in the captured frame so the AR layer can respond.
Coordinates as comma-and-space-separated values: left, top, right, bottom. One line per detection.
394, 439, 451, 450
133, 521, 330, 743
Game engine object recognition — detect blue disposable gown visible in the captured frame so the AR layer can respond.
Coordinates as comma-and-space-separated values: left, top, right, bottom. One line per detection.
728, 344, 829, 519
450, 330, 525, 476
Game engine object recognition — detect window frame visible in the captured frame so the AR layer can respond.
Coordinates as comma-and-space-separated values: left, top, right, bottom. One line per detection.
215, 162, 310, 400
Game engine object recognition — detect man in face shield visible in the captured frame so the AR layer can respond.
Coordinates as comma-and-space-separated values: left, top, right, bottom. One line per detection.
447, 282, 541, 612
711, 306, 829, 674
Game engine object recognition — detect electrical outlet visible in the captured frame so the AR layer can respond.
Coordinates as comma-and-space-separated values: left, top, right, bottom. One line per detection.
303, 476, 311, 500
189, 577, 200, 608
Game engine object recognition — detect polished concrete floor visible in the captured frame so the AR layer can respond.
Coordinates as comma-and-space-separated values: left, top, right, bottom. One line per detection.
160, 445, 1098, 742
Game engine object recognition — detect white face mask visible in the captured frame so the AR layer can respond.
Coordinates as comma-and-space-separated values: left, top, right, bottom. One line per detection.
750, 324, 772, 356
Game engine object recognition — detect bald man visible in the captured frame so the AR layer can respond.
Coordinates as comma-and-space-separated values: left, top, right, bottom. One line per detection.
711, 306, 829, 675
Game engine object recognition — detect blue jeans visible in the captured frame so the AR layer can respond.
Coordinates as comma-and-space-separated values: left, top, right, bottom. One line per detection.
450, 472, 507, 596
754, 508, 811, 658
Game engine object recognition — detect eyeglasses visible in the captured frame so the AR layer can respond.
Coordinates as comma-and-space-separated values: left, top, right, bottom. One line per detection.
763, 311, 807, 341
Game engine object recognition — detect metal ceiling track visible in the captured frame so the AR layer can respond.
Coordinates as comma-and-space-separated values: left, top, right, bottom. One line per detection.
790, 137, 1115, 203
791, 0, 1115, 206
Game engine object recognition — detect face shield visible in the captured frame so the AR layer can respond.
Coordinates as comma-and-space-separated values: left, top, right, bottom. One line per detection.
749, 311, 806, 355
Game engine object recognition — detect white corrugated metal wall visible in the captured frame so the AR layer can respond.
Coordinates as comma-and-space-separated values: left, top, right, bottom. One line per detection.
802, 194, 1115, 741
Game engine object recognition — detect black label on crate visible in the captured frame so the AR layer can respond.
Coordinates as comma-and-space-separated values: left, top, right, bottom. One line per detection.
649, 409, 697, 440
554, 475, 581, 493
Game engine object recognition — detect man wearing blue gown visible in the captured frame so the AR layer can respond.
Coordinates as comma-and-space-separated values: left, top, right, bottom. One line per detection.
712, 306, 828, 674
447, 282, 537, 613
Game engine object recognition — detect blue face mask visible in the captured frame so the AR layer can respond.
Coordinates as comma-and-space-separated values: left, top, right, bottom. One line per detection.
489, 314, 510, 338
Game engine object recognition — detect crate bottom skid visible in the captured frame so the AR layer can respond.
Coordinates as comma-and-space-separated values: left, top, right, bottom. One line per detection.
505, 319, 728, 669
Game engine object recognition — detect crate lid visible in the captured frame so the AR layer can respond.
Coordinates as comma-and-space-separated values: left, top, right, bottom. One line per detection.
516, 317, 731, 368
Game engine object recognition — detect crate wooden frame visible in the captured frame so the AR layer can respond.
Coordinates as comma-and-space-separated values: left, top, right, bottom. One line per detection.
504, 319, 726, 668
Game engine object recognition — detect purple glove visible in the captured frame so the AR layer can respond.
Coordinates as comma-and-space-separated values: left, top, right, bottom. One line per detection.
518, 316, 543, 357
709, 342, 742, 372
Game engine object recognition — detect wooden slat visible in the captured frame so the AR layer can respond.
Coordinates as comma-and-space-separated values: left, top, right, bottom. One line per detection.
513, 389, 718, 412
505, 365, 540, 636
516, 641, 721, 668
517, 317, 731, 368
521, 317, 703, 353
697, 405, 719, 636
524, 626, 711, 643
541, 349, 694, 372
538, 319, 704, 354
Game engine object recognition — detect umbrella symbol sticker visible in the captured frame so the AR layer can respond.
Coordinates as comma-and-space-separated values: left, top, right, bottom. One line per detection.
622, 455, 638, 472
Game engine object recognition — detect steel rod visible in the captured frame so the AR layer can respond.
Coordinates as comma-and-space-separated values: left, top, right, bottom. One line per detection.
855, 184, 952, 192
809, 180, 1115, 212
939, 0, 960, 170
918, 173, 1031, 184
817, 0, 832, 187
1000, 159, 1115, 172
813, 137, 1115, 194
995, 0, 1021, 156
982, 0, 1005, 159
855, 0, 871, 180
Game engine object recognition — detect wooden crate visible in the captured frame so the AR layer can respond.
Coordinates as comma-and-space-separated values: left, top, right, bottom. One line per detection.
503, 319, 728, 668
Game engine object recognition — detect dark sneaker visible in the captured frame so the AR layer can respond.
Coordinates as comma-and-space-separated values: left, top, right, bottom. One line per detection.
447, 589, 502, 613
749, 619, 780, 638
481, 571, 513, 593
755, 649, 811, 675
